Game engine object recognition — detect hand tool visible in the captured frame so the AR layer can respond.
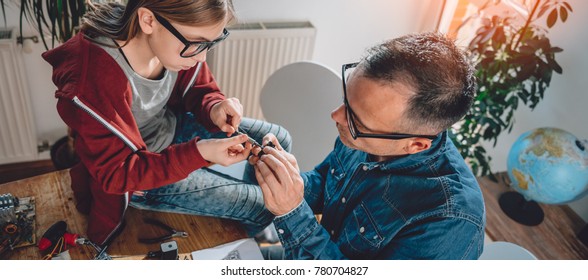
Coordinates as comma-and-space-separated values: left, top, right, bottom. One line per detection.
138, 218, 188, 244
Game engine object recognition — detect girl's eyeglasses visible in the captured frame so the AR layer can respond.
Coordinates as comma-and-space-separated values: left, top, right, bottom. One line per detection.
153, 12, 230, 58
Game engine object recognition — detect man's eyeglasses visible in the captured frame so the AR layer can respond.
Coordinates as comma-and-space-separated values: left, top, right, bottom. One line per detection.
153, 12, 230, 58
342, 62, 438, 140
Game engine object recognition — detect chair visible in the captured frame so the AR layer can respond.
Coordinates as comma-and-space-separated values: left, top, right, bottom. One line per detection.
478, 241, 537, 260
260, 61, 342, 171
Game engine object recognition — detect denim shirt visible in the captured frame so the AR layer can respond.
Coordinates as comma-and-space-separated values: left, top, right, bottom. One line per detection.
273, 132, 486, 259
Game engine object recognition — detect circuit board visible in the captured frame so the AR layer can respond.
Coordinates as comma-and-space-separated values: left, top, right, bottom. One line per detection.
0, 195, 36, 258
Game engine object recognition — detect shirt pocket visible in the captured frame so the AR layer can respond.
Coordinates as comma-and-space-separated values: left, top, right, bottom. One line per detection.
324, 156, 346, 201
341, 203, 384, 258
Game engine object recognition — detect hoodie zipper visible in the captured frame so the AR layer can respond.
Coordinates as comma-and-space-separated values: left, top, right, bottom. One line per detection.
182, 62, 202, 98
71, 96, 135, 246
72, 96, 138, 152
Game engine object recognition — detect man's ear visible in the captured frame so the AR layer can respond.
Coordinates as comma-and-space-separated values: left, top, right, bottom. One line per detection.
137, 7, 156, 35
404, 138, 432, 154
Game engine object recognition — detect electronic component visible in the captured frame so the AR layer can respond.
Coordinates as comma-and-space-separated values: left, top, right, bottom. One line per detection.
0, 193, 36, 258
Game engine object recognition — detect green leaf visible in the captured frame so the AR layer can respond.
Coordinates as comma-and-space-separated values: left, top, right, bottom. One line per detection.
537, 2, 553, 19
440, 0, 573, 176
560, 6, 568, 22
517, 65, 535, 82
480, 26, 497, 45
1, 0, 6, 27
548, 47, 563, 53
526, 38, 541, 50
542, 67, 553, 82
519, 45, 535, 54
492, 26, 505, 49
547, 8, 558, 28
547, 58, 563, 74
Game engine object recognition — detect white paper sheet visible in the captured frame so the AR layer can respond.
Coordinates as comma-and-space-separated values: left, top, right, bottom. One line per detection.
191, 238, 263, 260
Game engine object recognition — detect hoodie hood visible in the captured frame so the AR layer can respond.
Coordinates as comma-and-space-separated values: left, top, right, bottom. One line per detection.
42, 32, 132, 101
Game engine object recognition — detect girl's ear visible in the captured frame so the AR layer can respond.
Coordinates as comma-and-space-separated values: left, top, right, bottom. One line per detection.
137, 7, 156, 35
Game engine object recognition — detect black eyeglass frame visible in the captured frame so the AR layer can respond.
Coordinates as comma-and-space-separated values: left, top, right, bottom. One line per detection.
153, 12, 230, 58
341, 62, 438, 140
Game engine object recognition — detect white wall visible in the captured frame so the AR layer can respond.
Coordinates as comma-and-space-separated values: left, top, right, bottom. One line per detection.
2, 4, 68, 156
482, 0, 588, 222
1, 0, 441, 159
232, 0, 442, 71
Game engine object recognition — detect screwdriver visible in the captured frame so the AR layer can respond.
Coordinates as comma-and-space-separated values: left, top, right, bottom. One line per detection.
235, 128, 262, 147
234, 128, 275, 157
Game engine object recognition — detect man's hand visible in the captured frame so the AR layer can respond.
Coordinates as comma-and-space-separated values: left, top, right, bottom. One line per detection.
254, 146, 304, 216
248, 133, 299, 170
197, 134, 252, 166
210, 98, 243, 136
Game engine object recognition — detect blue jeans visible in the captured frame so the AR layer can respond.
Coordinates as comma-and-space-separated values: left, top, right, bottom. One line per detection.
130, 113, 292, 236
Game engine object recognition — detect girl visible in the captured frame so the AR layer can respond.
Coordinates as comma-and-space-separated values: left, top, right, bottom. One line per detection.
42, 0, 291, 246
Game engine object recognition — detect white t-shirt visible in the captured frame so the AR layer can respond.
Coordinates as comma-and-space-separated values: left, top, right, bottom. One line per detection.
97, 37, 178, 152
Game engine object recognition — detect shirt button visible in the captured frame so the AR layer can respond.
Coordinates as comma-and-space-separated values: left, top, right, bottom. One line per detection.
341, 197, 346, 203
362, 165, 368, 171
330, 230, 335, 235
331, 168, 335, 174
359, 227, 365, 234
373, 235, 378, 240
278, 229, 285, 234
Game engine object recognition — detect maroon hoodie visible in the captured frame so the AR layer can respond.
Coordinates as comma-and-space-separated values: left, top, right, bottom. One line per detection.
42, 32, 225, 245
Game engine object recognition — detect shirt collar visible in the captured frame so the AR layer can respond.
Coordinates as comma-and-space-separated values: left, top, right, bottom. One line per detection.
372, 131, 448, 171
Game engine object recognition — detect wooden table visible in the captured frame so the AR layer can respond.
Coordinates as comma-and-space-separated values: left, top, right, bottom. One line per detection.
0, 169, 246, 260
478, 172, 588, 259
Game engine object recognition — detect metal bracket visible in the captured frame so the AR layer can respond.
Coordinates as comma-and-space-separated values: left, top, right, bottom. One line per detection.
16, 35, 39, 45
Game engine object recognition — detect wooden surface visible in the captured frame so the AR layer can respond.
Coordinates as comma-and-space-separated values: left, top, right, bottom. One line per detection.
0, 169, 247, 260
478, 172, 588, 260
0, 160, 55, 184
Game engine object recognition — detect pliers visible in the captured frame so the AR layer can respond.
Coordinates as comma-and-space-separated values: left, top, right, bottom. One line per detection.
138, 218, 188, 244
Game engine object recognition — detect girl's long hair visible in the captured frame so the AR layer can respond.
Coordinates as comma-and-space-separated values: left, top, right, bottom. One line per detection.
81, 0, 234, 45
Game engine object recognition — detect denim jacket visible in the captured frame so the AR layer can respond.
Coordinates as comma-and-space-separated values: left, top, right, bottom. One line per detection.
273, 132, 486, 259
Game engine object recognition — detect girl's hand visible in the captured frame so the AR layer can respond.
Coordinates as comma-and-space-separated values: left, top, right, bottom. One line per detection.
197, 134, 252, 166
210, 98, 243, 136
248, 133, 298, 172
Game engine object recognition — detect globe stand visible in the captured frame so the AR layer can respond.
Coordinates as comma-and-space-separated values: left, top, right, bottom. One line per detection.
499, 191, 544, 226
578, 224, 588, 247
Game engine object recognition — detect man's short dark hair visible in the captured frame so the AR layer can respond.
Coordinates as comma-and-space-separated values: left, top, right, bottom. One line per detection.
359, 32, 477, 134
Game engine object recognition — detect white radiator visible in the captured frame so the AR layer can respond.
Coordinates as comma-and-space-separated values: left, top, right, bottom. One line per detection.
207, 22, 316, 119
0, 28, 38, 165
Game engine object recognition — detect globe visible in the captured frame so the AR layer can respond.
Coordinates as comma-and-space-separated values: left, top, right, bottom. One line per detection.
507, 127, 588, 205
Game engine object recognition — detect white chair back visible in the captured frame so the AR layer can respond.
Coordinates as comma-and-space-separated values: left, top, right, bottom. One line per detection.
260, 61, 342, 171
478, 241, 537, 260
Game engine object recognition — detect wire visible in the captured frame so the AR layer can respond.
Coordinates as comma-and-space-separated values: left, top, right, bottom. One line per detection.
42, 236, 65, 260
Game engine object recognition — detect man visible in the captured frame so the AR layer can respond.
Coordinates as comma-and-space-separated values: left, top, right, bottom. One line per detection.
250, 32, 485, 260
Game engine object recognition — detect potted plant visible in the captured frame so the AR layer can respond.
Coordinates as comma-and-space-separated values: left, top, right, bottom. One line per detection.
0, 0, 119, 169
449, 0, 573, 177
0, 0, 120, 49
